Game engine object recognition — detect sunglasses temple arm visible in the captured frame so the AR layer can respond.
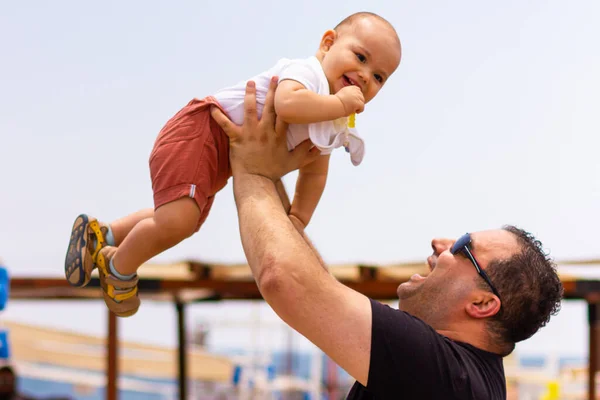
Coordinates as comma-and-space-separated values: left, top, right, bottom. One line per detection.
463, 247, 482, 273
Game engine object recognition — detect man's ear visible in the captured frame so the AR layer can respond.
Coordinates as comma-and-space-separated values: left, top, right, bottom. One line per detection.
465, 292, 501, 319
319, 29, 337, 53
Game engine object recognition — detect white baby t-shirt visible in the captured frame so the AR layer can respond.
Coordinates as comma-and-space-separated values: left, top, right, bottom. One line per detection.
213, 56, 365, 166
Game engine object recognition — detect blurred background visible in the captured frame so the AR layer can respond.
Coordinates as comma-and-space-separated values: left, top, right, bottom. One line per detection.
1, 0, 598, 399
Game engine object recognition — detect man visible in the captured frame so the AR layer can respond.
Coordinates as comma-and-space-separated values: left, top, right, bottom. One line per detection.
210, 78, 564, 399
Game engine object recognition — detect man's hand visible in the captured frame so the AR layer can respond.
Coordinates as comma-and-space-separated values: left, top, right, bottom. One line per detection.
210, 76, 320, 181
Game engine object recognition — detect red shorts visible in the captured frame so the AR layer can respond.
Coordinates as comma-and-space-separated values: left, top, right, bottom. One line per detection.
149, 97, 231, 232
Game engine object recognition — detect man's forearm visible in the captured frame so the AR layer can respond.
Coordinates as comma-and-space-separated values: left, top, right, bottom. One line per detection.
274, 179, 291, 214
274, 179, 328, 272
233, 173, 320, 286
289, 214, 328, 272
300, 230, 328, 272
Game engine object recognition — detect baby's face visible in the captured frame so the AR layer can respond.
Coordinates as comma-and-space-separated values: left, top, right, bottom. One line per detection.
320, 18, 401, 104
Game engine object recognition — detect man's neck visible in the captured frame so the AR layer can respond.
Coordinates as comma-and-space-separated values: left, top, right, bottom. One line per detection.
437, 324, 505, 355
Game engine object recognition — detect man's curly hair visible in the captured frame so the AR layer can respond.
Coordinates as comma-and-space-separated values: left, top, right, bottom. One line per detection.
481, 225, 563, 355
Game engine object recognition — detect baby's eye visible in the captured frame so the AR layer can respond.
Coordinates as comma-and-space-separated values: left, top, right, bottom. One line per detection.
355, 53, 366, 63
374, 74, 383, 83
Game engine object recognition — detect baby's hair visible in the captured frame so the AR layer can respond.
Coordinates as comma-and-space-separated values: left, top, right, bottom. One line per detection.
334, 11, 400, 49
334, 11, 395, 33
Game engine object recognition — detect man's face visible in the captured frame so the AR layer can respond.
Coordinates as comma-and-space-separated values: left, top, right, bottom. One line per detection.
396, 229, 520, 328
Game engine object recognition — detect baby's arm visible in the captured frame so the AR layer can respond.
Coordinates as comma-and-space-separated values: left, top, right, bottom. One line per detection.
282, 183, 329, 272
289, 154, 331, 229
274, 179, 291, 214
275, 80, 362, 124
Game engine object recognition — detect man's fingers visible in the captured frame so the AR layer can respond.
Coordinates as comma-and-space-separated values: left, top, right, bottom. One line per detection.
275, 116, 288, 140
210, 106, 239, 139
243, 80, 258, 129
262, 76, 279, 131
293, 139, 317, 153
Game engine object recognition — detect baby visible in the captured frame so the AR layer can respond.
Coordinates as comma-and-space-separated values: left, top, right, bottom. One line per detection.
64, 11, 401, 317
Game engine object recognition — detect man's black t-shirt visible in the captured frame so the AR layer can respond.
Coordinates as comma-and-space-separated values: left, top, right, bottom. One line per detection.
346, 299, 506, 400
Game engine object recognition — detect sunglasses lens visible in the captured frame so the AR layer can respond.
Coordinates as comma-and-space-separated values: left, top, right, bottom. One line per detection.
451, 233, 471, 254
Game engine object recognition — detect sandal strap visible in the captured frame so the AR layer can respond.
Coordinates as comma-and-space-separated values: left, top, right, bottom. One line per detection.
96, 251, 138, 303
88, 220, 106, 260
110, 286, 138, 302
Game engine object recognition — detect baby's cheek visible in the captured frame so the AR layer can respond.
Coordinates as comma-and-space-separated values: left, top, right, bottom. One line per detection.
365, 88, 379, 103
328, 81, 337, 94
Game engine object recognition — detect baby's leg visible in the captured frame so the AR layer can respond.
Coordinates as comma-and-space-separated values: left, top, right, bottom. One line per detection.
64, 208, 153, 288
110, 198, 200, 276
95, 96, 229, 317
94, 198, 200, 317
109, 208, 154, 246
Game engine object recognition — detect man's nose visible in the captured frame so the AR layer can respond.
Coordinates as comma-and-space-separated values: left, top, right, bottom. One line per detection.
431, 238, 454, 254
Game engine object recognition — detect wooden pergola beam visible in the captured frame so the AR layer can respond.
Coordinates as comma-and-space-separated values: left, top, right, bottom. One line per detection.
8, 261, 600, 400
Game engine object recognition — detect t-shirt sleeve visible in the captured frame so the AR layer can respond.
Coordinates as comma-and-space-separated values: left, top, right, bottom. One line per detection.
278, 60, 321, 93
365, 298, 466, 398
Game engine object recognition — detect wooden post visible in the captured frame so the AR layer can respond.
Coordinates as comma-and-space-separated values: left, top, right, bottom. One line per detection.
176, 301, 188, 400
107, 310, 118, 400
588, 303, 600, 400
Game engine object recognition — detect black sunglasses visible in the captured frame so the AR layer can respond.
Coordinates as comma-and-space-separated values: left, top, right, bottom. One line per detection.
450, 233, 501, 301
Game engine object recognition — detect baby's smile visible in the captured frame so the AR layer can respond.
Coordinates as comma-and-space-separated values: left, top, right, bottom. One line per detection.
343, 74, 359, 88
342, 75, 362, 90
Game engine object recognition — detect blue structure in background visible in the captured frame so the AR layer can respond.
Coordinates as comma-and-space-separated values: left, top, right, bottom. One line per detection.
0, 263, 10, 360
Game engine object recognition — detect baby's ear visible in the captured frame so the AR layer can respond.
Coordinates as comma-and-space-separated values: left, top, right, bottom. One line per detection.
319, 29, 337, 52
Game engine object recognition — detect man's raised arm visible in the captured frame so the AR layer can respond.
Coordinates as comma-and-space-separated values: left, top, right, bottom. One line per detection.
210, 78, 373, 386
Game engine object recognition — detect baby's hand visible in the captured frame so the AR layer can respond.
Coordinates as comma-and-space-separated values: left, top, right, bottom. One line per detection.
335, 86, 365, 116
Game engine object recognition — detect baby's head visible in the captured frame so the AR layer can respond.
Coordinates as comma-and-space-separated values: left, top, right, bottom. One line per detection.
316, 12, 401, 104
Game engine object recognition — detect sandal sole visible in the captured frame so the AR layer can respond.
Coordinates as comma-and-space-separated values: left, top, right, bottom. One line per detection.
64, 214, 94, 287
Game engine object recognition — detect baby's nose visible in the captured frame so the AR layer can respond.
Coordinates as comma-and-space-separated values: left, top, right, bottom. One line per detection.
357, 70, 368, 85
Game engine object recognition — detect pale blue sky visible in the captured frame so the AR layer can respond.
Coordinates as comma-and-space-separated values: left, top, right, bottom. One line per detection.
0, 1, 596, 359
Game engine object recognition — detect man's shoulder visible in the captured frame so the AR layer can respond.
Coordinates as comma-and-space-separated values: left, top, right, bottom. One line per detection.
346, 381, 372, 400
368, 299, 506, 398
449, 341, 507, 398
